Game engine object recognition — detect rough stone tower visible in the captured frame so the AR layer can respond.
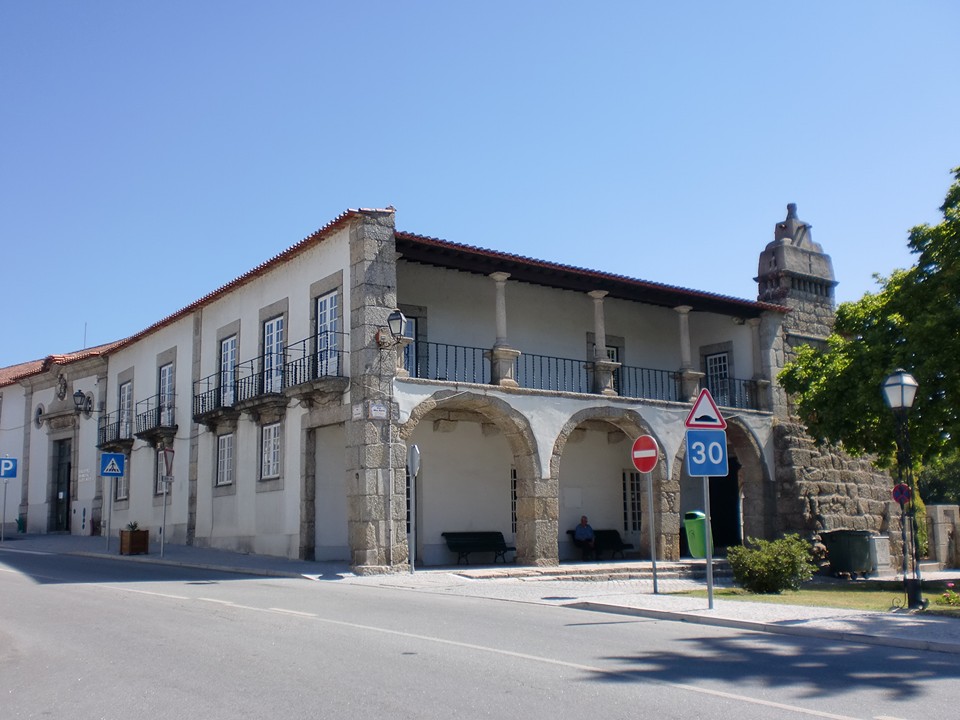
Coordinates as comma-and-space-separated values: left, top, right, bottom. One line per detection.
757, 205, 894, 548
756, 204, 837, 361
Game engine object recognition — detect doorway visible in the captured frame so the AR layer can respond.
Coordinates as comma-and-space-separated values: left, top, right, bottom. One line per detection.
52, 438, 71, 532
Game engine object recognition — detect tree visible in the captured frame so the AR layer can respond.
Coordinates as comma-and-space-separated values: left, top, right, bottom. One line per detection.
780, 167, 960, 466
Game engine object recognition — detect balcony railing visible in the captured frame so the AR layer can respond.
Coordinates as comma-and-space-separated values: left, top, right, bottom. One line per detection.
515, 353, 591, 393
283, 332, 347, 387
194, 332, 349, 417
701, 376, 761, 411
98, 411, 134, 447
616, 366, 682, 402
135, 394, 176, 434
405, 341, 490, 383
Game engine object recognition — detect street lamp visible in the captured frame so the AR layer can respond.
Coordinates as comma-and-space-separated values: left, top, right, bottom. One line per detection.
882, 369, 924, 609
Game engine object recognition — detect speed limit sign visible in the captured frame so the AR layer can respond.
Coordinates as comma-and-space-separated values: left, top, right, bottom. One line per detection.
686, 429, 729, 477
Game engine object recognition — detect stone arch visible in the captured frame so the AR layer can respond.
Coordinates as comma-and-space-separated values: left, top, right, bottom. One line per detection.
550, 406, 681, 562
671, 417, 771, 558
399, 390, 547, 564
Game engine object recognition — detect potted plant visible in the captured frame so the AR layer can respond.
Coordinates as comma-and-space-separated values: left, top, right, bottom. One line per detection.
119, 521, 149, 555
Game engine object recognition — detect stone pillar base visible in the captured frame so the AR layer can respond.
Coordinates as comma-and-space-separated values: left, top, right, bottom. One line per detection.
680, 369, 705, 402
486, 345, 521, 387
589, 359, 621, 396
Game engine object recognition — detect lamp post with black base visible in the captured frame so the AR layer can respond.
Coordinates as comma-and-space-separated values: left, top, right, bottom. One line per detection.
882, 369, 925, 610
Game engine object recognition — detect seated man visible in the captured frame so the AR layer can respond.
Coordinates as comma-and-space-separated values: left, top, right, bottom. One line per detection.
572, 515, 596, 560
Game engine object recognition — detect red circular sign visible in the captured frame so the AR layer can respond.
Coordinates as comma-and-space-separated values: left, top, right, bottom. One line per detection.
631, 435, 659, 473
892, 483, 911, 506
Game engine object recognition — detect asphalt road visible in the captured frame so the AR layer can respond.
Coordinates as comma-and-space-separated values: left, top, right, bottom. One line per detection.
2, 550, 957, 719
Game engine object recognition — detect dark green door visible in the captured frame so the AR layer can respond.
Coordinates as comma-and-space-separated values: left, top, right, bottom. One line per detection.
53, 439, 71, 532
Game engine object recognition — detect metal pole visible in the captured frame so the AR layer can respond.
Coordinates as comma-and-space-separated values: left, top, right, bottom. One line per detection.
645, 471, 658, 594
1, 479, 7, 543
703, 476, 714, 610
105, 476, 113, 553
161, 480, 167, 558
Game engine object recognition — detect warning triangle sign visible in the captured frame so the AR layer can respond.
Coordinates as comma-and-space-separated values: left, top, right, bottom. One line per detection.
103, 458, 122, 475
685, 388, 727, 429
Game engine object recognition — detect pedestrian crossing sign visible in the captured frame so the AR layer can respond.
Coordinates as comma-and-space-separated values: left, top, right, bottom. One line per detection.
100, 453, 125, 477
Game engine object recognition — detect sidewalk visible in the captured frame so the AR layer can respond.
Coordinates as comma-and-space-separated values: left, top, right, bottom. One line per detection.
2, 533, 958, 655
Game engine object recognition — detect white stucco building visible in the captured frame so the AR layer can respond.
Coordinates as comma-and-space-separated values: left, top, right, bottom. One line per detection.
3, 205, 901, 572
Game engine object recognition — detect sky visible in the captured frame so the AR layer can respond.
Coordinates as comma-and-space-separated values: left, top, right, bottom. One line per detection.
2, 1, 958, 368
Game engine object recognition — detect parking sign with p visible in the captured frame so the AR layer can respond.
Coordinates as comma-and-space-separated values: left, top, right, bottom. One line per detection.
0, 458, 17, 478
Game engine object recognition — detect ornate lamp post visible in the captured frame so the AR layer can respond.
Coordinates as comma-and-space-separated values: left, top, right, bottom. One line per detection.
881, 369, 924, 609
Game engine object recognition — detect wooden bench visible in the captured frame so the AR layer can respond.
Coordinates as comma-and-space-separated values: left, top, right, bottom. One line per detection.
567, 528, 634, 560
441, 531, 516, 564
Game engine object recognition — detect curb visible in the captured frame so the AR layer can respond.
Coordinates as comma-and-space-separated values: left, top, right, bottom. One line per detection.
570, 601, 960, 655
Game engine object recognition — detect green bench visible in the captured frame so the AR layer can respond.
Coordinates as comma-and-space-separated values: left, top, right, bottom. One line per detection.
441, 531, 516, 564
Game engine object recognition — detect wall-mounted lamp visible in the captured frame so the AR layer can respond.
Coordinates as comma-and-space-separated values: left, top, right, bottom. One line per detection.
377, 309, 408, 347
73, 390, 93, 416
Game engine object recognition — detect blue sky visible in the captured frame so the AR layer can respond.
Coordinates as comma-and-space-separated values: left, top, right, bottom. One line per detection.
2, 1, 957, 368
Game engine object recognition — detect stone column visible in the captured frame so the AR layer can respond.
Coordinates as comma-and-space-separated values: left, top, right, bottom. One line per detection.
487, 272, 521, 386
345, 209, 407, 573
747, 317, 771, 411
588, 290, 619, 395
675, 305, 703, 401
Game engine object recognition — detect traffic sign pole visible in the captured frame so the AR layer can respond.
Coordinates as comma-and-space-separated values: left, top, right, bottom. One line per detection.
631, 436, 660, 594
703, 477, 714, 609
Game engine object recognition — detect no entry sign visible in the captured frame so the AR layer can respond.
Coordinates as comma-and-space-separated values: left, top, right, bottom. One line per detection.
631, 435, 659, 473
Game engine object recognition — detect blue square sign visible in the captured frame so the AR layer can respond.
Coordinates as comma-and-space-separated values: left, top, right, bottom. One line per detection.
0, 458, 17, 478
100, 453, 126, 477
685, 429, 729, 477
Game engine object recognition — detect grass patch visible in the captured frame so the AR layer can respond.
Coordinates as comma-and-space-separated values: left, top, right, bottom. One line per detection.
674, 579, 960, 617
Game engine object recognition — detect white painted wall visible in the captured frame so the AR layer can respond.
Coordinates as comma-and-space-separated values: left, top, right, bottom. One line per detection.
0, 384, 26, 531
314, 423, 348, 560
408, 419, 514, 566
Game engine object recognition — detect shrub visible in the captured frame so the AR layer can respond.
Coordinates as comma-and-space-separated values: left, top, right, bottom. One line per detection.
936, 582, 960, 607
726, 534, 817, 594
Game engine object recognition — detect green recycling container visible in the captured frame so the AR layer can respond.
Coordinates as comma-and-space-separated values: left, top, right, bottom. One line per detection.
821, 530, 873, 577
684, 511, 709, 559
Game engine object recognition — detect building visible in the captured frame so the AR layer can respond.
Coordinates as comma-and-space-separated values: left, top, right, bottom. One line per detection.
0, 206, 900, 572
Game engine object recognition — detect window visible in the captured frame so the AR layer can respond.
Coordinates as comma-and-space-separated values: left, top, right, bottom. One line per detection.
316, 290, 339, 376
622, 471, 642, 533
155, 450, 168, 495
119, 382, 133, 438
158, 363, 174, 426
705, 351, 730, 407
115, 460, 129, 501
403, 316, 419, 375
217, 433, 234, 486
261, 423, 281, 479
220, 335, 237, 406
262, 316, 284, 393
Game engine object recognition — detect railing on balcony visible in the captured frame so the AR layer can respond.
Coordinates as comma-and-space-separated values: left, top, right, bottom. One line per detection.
515, 353, 591, 394
98, 410, 134, 447
135, 394, 176, 434
283, 331, 348, 387
194, 332, 349, 417
405, 341, 490, 384
616, 366, 682, 402
702, 376, 761, 411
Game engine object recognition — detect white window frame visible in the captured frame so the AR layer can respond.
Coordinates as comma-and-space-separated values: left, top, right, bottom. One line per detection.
622, 470, 642, 533
159, 363, 175, 427
263, 316, 284, 393
316, 290, 339, 376
119, 382, 133, 439
217, 433, 234, 486
220, 335, 237, 407
261, 423, 281, 479
705, 351, 730, 406
114, 463, 129, 501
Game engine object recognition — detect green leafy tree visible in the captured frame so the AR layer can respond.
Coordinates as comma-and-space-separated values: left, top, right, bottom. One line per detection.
780, 167, 960, 466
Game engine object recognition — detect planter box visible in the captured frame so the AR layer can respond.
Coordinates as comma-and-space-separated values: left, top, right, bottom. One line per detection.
119, 529, 149, 555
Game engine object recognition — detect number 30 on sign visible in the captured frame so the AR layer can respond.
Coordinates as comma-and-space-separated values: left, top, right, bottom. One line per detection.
686, 429, 729, 477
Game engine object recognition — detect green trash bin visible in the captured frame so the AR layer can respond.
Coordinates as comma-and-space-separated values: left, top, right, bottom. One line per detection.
684, 511, 710, 559
821, 530, 873, 577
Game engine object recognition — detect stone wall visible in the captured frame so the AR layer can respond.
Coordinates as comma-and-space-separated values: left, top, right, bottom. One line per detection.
773, 422, 898, 555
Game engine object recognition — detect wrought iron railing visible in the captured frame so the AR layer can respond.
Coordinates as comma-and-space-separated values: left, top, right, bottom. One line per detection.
135, 394, 176, 434
98, 410, 134, 446
515, 353, 591, 393
283, 332, 348, 387
616, 366, 682, 402
405, 341, 490, 383
701, 376, 760, 410
193, 371, 235, 417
